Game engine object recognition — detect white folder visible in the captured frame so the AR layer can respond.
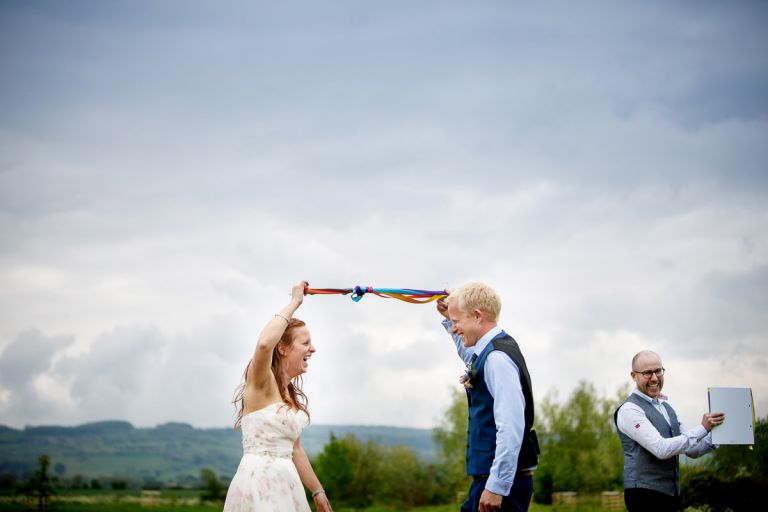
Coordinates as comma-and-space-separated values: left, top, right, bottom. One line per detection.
708, 387, 755, 445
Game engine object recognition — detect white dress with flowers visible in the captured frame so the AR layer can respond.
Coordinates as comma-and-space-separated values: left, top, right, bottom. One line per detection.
223, 402, 310, 512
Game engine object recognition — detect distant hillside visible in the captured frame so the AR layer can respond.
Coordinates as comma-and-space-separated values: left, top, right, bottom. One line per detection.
0, 421, 436, 484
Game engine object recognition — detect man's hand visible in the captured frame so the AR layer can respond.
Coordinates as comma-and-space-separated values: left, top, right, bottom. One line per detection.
479, 489, 503, 512
436, 297, 450, 319
701, 411, 725, 432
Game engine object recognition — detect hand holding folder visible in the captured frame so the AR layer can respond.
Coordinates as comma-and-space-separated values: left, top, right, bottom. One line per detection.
708, 387, 755, 445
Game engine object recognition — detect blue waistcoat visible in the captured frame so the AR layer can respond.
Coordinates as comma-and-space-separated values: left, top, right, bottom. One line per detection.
466, 331, 538, 476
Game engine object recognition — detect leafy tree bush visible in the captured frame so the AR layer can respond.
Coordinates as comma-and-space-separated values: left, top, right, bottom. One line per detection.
679, 416, 768, 511
533, 380, 627, 503
110, 479, 127, 490
312, 433, 363, 505
377, 445, 433, 507
199, 468, 224, 501
681, 466, 767, 511
708, 416, 768, 483
433, 388, 471, 500
312, 432, 447, 508
24, 454, 53, 508
69, 474, 87, 489
0, 472, 18, 490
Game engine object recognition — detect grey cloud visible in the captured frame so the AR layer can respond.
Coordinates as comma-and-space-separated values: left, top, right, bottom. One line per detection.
0, 317, 251, 427
0, 329, 74, 388
567, 264, 768, 358
60, 326, 166, 403
0, 329, 75, 424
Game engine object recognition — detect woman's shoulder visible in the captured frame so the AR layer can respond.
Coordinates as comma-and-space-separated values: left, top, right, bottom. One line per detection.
242, 383, 281, 414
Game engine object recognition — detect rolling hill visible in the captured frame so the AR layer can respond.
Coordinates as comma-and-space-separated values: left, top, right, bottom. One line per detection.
0, 420, 436, 484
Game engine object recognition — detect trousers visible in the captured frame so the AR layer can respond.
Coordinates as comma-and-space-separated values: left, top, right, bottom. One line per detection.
461, 474, 534, 512
624, 487, 681, 512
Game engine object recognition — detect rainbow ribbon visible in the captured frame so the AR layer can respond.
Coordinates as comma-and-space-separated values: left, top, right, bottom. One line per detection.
305, 286, 448, 304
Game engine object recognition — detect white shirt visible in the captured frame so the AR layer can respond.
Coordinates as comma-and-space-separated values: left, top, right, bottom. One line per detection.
616, 389, 715, 460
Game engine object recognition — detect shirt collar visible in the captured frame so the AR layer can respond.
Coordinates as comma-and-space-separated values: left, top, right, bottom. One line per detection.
632, 388, 666, 405
472, 325, 503, 357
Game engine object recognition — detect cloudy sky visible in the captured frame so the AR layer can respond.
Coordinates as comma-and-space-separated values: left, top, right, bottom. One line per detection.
1, 1, 767, 432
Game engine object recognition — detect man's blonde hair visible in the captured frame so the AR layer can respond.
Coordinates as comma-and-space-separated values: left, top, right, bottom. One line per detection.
449, 281, 501, 322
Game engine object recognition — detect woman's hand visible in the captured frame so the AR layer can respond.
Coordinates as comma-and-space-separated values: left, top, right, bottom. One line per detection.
313, 491, 333, 512
291, 280, 308, 306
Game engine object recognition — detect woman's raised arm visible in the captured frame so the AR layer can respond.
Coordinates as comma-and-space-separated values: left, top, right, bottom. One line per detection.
248, 280, 308, 387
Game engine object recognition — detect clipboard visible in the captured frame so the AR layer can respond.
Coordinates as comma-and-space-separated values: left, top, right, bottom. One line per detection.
708, 387, 755, 445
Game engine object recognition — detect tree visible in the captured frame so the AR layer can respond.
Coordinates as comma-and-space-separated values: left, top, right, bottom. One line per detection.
312, 433, 379, 508
26, 454, 53, 510
676, 415, 768, 511
376, 445, 434, 507
433, 387, 471, 500
70, 474, 87, 489
111, 479, 127, 490
709, 416, 768, 483
313, 433, 357, 502
534, 381, 628, 502
312, 431, 448, 507
200, 468, 224, 501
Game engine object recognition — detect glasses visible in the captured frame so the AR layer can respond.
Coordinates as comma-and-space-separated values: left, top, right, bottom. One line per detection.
633, 367, 665, 378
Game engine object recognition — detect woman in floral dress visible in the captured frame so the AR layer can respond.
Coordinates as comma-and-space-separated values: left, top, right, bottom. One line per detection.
224, 281, 333, 512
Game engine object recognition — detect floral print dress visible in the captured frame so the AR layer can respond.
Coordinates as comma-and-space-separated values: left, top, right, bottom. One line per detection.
223, 402, 310, 512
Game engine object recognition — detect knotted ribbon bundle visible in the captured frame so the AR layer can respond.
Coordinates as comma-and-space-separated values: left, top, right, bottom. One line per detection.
305, 286, 447, 304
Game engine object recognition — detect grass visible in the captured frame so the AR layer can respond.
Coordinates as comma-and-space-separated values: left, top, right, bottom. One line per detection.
333, 505, 607, 512
0, 493, 623, 512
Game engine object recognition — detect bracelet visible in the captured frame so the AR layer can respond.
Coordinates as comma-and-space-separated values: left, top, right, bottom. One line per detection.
311, 489, 325, 498
274, 314, 290, 324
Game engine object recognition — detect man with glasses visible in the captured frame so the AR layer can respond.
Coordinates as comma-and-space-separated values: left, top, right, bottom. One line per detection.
614, 350, 725, 511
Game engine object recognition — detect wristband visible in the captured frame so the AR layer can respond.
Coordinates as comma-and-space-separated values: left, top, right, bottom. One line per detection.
311, 489, 325, 498
274, 314, 290, 324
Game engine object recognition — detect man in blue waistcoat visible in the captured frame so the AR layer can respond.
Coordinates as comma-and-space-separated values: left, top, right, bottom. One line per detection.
437, 282, 539, 512
614, 350, 725, 511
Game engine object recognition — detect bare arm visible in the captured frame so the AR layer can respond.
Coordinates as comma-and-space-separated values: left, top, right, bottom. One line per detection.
293, 438, 333, 512
248, 281, 307, 390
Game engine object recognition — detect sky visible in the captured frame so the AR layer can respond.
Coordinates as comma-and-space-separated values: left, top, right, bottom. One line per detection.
1, 1, 767, 431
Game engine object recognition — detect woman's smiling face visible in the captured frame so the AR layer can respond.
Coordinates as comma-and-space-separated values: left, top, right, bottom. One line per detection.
282, 325, 315, 379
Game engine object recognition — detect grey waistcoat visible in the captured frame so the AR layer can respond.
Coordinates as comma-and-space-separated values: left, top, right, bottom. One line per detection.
614, 393, 681, 496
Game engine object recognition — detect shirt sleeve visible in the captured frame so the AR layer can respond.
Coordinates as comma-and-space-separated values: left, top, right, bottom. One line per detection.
617, 402, 711, 460
441, 319, 473, 364
483, 350, 525, 496
680, 421, 716, 458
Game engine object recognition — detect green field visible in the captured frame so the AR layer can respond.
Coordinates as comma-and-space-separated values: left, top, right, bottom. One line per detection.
0, 492, 618, 512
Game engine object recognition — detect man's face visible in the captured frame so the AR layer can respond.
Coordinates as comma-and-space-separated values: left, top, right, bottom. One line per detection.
632, 353, 665, 399
448, 299, 481, 347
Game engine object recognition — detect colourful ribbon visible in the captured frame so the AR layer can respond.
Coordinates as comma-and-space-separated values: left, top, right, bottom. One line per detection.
305, 286, 448, 304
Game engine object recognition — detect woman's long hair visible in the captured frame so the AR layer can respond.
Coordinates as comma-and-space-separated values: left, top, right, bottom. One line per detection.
232, 318, 310, 430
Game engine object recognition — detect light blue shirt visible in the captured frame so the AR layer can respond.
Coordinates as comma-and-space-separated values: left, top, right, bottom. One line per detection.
442, 319, 529, 496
